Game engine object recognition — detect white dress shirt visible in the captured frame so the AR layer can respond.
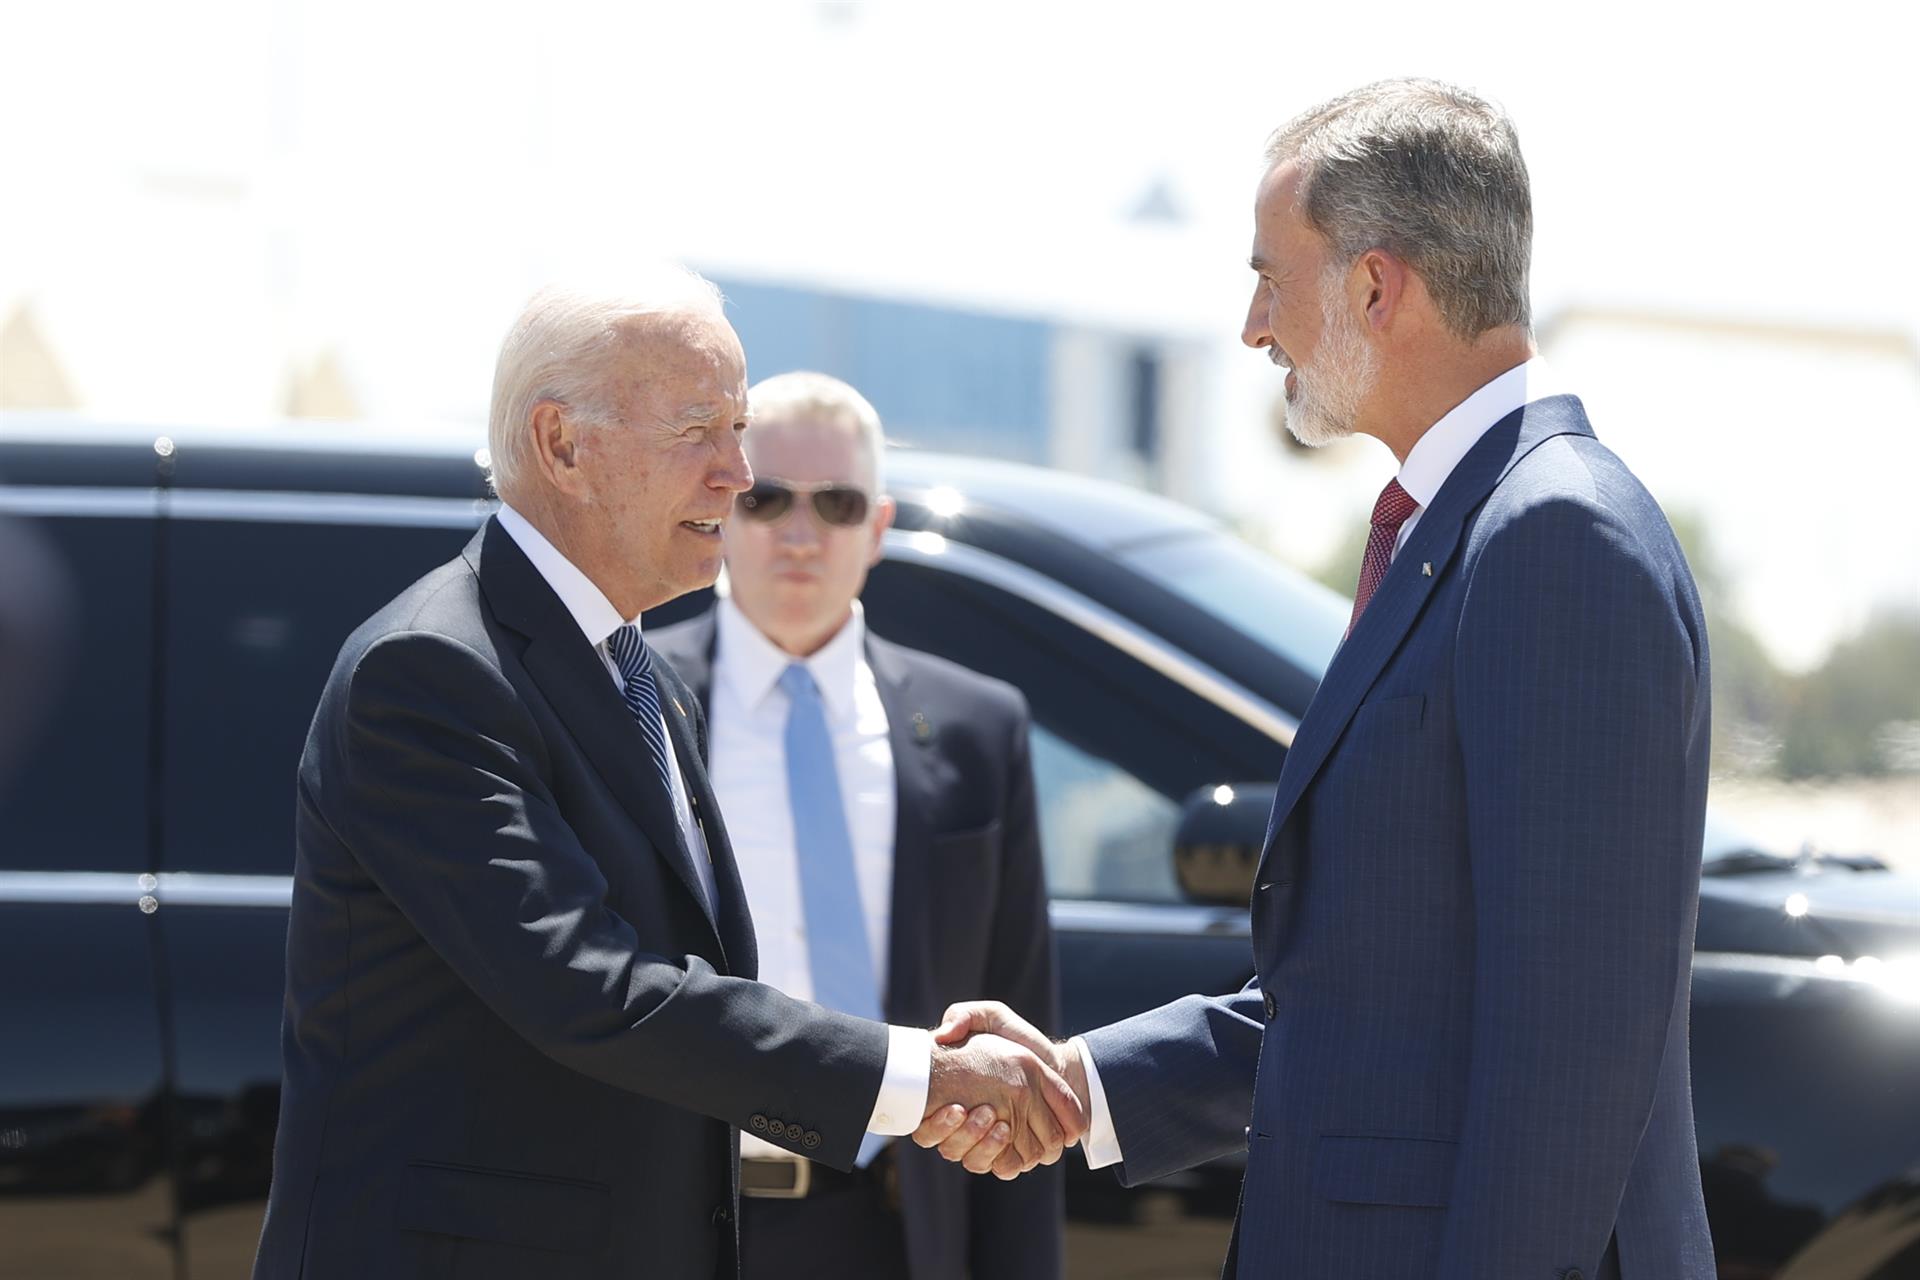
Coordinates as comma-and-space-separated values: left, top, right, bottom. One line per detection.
1072, 355, 1560, 1171
493, 510, 929, 1145
710, 597, 898, 1006
1393, 356, 1558, 557
708, 597, 931, 1154
494, 504, 717, 912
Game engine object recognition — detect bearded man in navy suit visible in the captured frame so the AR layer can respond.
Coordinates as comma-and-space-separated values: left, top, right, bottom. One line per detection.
921, 78, 1714, 1280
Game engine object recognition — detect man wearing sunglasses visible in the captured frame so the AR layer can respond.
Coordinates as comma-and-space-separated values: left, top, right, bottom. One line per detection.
653, 372, 1063, 1280
255, 280, 1083, 1280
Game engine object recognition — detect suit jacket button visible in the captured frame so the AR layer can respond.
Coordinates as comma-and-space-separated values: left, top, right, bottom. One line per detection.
1561, 1271, 1585, 1280
748, 1114, 769, 1133
1263, 992, 1277, 1020
802, 1130, 822, 1150
711, 1205, 732, 1228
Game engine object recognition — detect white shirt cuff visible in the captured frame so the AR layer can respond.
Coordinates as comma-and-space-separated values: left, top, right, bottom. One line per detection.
1072, 1035, 1124, 1170
866, 1024, 932, 1135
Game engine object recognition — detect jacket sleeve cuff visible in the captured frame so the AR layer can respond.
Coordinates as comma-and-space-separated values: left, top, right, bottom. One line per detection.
866, 1024, 932, 1135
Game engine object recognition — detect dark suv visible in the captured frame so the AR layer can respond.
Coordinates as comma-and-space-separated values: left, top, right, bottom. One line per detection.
4, 418, 1919, 1279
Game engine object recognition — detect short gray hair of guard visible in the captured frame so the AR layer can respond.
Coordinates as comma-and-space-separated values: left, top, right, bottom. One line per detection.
746, 371, 888, 495
486, 266, 726, 497
1266, 78, 1532, 339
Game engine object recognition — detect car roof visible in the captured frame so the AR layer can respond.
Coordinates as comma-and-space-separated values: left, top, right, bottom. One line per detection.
0, 413, 1217, 557
886, 450, 1219, 554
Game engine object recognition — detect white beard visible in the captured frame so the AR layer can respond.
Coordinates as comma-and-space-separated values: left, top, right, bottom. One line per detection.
1282, 270, 1379, 448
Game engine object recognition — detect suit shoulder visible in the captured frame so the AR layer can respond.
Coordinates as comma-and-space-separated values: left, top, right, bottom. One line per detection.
1478, 434, 1678, 558
878, 638, 1029, 721
1467, 433, 1702, 627
647, 610, 712, 668
326, 555, 497, 690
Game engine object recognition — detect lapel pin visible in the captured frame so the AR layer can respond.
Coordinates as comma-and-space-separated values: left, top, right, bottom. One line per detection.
671, 697, 686, 716
911, 711, 933, 743
1422, 562, 1432, 577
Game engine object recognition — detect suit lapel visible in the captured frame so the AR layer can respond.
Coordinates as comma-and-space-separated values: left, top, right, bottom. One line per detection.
655, 610, 754, 969
469, 520, 722, 941
1258, 395, 1597, 864
867, 635, 935, 1025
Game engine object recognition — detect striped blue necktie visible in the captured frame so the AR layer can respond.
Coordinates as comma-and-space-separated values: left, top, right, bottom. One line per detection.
606, 625, 680, 814
780, 662, 887, 1165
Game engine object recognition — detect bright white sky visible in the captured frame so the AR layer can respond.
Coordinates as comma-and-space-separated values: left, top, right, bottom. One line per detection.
3, 0, 1916, 667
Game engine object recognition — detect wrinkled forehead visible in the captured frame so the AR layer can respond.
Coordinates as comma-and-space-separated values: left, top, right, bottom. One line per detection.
604, 308, 749, 419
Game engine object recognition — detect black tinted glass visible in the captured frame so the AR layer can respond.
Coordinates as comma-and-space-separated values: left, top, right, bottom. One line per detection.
860, 558, 1282, 902
810, 487, 869, 526
161, 515, 478, 874
736, 484, 794, 521
0, 510, 154, 873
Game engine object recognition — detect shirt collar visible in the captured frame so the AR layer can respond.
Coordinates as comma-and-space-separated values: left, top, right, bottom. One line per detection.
1396, 356, 1558, 510
715, 595, 866, 722
495, 503, 641, 649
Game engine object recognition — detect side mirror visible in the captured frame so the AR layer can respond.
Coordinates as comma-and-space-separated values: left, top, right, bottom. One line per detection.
1173, 783, 1276, 906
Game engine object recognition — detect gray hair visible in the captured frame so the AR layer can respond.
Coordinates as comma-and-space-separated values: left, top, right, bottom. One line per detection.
485, 266, 726, 497
745, 371, 888, 494
1266, 78, 1532, 339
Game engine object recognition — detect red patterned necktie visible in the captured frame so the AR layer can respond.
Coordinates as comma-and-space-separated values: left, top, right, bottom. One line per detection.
1346, 478, 1421, 637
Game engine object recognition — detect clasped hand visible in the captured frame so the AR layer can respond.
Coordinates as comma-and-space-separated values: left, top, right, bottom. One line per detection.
911, 1002, 1090, 1179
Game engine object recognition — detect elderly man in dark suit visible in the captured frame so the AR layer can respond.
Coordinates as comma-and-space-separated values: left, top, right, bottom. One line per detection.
653, 371, 1062, 1280
923, 79, 1714, 1280
252, 273, 1083, 1280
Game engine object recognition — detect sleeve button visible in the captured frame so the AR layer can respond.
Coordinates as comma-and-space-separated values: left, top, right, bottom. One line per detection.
803, 1130, 822, 1150
748, 1114, 768, 1133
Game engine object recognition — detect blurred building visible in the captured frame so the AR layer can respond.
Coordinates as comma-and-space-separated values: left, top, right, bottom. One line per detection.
711, 274, 1216, 502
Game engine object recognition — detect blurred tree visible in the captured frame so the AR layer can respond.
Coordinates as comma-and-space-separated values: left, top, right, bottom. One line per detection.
1307, 522, 1370, 599
1778, 610, 1920, 779
1666, 512, 1791, 776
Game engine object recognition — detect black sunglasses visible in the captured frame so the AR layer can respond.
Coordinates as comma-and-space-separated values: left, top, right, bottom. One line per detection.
735, 480, 871, 527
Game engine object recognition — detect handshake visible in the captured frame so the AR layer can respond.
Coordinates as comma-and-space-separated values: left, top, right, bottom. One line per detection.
911, 1001, 1089, 1180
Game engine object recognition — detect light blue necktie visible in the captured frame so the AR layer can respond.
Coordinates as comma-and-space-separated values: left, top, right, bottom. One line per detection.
780, 663, 887, 1165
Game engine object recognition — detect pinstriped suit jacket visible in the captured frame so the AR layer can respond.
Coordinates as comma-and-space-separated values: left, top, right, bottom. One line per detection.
1081, 396, 1715, 1280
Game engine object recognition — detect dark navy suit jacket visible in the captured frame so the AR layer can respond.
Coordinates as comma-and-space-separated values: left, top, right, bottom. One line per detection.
653, 611, 1064, 1280
1081, 397, 1715, 1280
254, 520, 891, 1280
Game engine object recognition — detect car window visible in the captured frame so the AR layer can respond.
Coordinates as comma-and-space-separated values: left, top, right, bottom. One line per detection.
1028, 725, 1181, 901
160, 514, 479, 874
0, 509, 154, 873
1123, 530, 1349, 682
860, 555, 1282, 904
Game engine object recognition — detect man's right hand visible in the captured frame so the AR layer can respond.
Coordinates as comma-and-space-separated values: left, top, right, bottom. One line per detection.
913, 1004, 1091, 1176
919, 1030, 1087, 1179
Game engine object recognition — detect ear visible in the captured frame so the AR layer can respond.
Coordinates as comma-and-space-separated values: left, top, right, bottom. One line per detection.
867, 495, 897, 567
1356, 248, 1411, 336
529, 401, 586, 496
